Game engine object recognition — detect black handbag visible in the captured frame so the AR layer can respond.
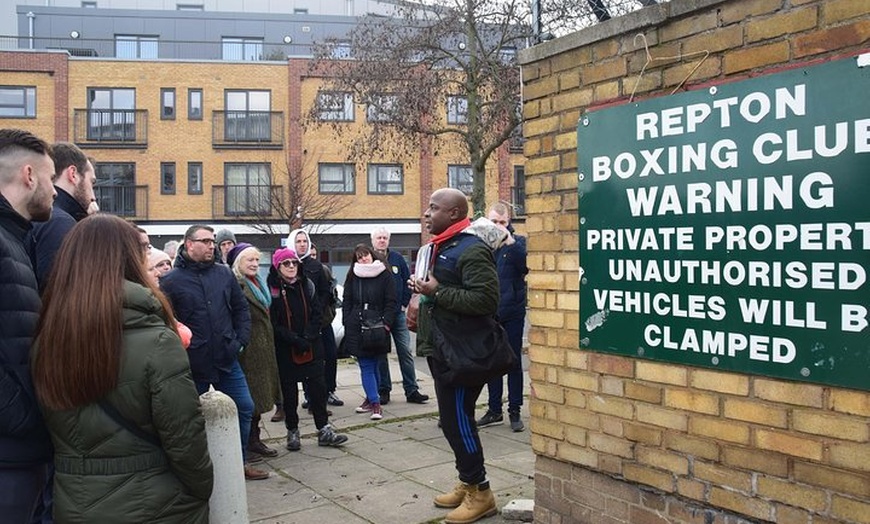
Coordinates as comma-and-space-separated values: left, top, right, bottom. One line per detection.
358, 280, 389, 352
430, 313, 517, 388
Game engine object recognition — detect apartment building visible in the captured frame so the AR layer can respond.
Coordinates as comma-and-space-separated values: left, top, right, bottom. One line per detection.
1, 3, 525, 275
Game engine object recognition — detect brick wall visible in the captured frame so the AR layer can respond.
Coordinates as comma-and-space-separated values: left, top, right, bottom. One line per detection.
519, 0, 869, 522
0, 50, 69, 141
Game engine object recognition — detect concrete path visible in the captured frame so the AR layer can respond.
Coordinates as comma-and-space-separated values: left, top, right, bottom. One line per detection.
247, 354, 535, 524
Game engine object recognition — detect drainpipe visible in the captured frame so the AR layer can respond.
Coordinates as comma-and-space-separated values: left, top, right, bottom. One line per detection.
27, 11, 35, 49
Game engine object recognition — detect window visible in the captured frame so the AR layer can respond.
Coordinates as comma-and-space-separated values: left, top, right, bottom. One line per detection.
224, 90, 271, 141
367, 164, 403, 194
188, 162, 203, 194
499, 47, 517, 63
512, 165, 525, 215
330, 41, 352, 59
317, 91, 353, 121
448, 165, 473, 195
188, 88, 202, 120
293, 8, 308, 13
160, 88, 175, 120
224, 163, 271, 215
115, 35, 158, 59
160, 162, 176, 194
177, 4, 204, 10
318, 163, 354, 194
366, 94, 397, 123
447, 96, 468, 124
94, 163, 136, 216
82, 1, 97, 7
0, 86, 36, 118
222, 37, 263, 61
87, 88, 136, 141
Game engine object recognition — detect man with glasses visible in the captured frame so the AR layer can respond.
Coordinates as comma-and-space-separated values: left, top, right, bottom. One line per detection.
160, 225, 268, 481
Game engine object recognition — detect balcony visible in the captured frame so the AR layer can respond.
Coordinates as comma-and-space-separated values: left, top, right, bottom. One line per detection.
95, 185, 148, 220
73, 109, 148, 149
212, 111, 284, 149
212, 185, 285, 219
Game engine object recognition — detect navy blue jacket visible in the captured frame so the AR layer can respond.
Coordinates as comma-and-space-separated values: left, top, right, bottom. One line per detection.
160, 247, 251, 383
28, 186, 88, 290
494, 233, 528, 323
385, 249, 412, 310
0, 194, 52, 466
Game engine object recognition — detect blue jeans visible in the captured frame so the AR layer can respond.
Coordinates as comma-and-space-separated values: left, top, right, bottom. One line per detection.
195, 360, 254, 458
0, 463, 49, 524
377, 311, 419, 396
487, 316, 525, 414
358, 356, 382, 404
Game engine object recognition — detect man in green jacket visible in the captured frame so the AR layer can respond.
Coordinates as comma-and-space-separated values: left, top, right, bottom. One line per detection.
412, 188, 500, 524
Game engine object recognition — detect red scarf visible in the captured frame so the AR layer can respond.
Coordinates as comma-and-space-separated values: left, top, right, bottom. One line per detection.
429, 218, 471, 249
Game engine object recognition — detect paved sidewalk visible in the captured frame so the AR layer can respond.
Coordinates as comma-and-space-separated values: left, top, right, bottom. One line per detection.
247, 354, 535, 524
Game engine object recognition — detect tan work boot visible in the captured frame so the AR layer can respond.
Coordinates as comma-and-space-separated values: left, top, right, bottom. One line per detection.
434, 482, 471, 508
444, 483, 497, 523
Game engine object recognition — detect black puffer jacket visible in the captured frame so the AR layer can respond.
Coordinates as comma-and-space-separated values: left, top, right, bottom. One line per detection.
28, 186, 88, 289
342, 265, 397, 357
0, 193, 52, 466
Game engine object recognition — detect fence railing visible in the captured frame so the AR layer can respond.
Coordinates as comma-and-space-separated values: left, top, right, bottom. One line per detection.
212, 111, 284, 149
73, 109, 148, 148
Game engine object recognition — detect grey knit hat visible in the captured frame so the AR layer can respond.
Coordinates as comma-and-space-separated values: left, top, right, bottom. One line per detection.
215, 228, 237, 247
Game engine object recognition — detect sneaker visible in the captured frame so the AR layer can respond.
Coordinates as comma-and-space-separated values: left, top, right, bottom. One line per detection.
370, 402, 383, 420
244, 465, 269, 481
406, 390, 429, 404
355, 399, 372, 413
379, 391, 391, 405
301, 399, 309, 410
286, 429, 301, 451
477, 411, 504, 428
327, 392, 345, 406
509, 411, 525, 432
317, 424, 348, 447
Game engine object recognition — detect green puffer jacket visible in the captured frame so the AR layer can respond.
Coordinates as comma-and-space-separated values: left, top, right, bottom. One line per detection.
416, 232, 500, 358
41, 281, 213, 524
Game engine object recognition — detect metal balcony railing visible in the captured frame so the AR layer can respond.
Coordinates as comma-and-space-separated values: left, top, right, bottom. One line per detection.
212, 111, 284, 149
212, 185, 284, 219
94, 185, 148, 219
73, 109, 148, 148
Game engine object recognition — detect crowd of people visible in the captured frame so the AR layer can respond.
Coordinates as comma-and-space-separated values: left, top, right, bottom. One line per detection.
1, 128, 527, 524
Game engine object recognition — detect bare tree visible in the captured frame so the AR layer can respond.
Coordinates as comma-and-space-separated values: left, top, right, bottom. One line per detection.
240, 148, 349, 237
531, 0, 664, 39
307, 0, 532, 214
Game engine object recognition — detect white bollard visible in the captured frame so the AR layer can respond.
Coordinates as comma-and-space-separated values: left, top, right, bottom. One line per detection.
200, 390, 249, 524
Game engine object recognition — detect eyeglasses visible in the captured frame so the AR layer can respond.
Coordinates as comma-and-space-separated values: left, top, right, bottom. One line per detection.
190, 238, 215, 246
279, 260, 299, 268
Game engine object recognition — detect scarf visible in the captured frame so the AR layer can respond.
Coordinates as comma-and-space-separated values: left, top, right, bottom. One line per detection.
245, 273, 272, 308
353, 260, 386, 278
429, 217, 471, 248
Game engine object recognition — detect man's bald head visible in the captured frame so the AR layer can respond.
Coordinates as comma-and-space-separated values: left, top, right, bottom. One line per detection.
425, 187, 469, 235
432, 188, 468, 217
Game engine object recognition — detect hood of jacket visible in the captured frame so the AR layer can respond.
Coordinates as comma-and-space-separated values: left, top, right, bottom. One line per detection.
287, 228, 312, 260
462, 217, 511, 251
122, 280, 169, 329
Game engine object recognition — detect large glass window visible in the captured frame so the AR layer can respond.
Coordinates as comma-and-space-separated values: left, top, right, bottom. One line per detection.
448, 165, 473, 195
0, 86, 36, 118
115, 35, 158, 59
447, 95, 468, 124
188, 88, 202, 120
160, 88, 175, 120
318, 163, 354, 194
330, 41, 352, 59
224, 163, 272, 215
94, 163, 136, 216
366, 94, 397, 123
317, 91, 353, 121
367, 164, 403, 195
188, 162, 203, 194
87, 88, 136, 141
225, 90, 270, 141
222, 37, 264, 61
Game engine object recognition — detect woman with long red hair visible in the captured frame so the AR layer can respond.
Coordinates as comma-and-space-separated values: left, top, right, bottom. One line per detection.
32, 214, 212, 523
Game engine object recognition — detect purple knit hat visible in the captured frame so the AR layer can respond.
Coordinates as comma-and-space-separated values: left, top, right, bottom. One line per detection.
226, 242, 254, 268
272, 247, 299, 269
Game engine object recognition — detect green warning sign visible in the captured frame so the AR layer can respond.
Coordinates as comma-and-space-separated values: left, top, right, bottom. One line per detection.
578, 55, 869, 390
